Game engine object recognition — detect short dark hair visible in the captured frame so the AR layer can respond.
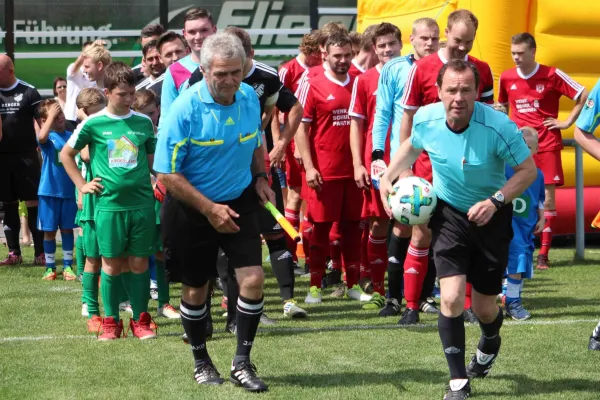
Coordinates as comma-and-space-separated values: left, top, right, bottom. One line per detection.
141, 24, 166, 39
156, 32, 186, 54
436, 59, 480, 90
325, 33, 352, 52
103, 61, 136, 91
133, 89, 159, 111
371, 23, 401, 46
53, 77, 66, 96
184, 8, 215, 26
142, 40, 159, 58
512, 32, 537, 49
224, 26, 252, 56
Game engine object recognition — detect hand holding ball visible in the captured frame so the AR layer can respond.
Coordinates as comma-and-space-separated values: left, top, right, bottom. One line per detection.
387, 176, 437, 225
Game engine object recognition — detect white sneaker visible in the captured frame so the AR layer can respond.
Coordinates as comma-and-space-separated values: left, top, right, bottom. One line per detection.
283, 300, 308, 317
158, 304, 181, 319
119, 301, 133, 315
150, 288, 159, 301
304, 286, 322, 304
81, 302, 88, 317
347, 284, 373, 302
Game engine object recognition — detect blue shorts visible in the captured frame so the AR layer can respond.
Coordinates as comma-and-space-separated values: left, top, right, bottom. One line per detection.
506, 251, 533, 279
37, 195, 79, 232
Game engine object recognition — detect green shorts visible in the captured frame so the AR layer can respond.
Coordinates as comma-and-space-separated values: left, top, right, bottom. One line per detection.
81, 221, 100, 258
95, 207, 156, 258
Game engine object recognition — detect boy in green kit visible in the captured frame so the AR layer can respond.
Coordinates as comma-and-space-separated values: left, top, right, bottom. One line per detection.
61, 62, 157, 341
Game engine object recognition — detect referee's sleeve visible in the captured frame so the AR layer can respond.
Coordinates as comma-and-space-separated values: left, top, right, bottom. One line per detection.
575, 78, 600, 134
409, 110, 424, 150
498, 119, 531, 167
154, 100, 192, 174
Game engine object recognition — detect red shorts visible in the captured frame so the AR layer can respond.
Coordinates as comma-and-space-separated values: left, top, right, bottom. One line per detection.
533, 150, 563, 186
361, 184, 387, 219
307, 179, 363, 222
301, 170, 309, 200
285, 145, 302, 188
412, 152, 433, 184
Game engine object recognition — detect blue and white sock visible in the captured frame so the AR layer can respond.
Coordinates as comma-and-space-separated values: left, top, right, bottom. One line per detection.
61, 231, 74, 269
43, 239, 57, 270
505, 277, 522, 305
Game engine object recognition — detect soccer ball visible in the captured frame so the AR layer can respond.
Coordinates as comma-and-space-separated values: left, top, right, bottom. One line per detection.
388, 176, 437, 225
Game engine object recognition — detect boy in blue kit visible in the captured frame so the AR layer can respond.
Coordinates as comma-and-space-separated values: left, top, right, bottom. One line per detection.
37, 99, 78, 280
504, 126, 545, 320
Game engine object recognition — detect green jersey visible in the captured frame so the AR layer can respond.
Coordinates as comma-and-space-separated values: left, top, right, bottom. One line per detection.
68, 109, 156, 211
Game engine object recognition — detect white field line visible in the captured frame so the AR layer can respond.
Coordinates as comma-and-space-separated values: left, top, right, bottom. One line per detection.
0, 318, 597, 343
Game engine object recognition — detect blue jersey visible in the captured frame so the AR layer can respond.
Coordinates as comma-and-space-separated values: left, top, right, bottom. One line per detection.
160, 55, 200, 119
506, 166, 545, 253
372, 55, 414, 157
38, 130, 76, 198
410, 102, 531, 213
576, 78, 600, 134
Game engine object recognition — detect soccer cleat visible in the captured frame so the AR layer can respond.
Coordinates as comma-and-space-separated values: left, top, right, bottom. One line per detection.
87, 315, 102, 333
325, 269, 342, 286
260, 313, 277, 325
63, 266, 77, 281
230, 361, 269, 392
420, 298, 440, 314
194, 362, 224, 385
379, 298, 401, 317
42, 268, 57, 280
119, 301, 133, 315
362, 292, 386, 310
150, 288, 158, 301
329, 283, 346, 298
398, 308, 420, 325
226, 319, 237, 335
443, 380, 471, 399
466, 346, 500, 379
81, 302, 89, 317
304, 286, 322, 304
158, 304, 181, 319
293, 262, 305, 276
463, 308, 479, 324
129, 312, 157, 340
358, 277, 375, 294
0, 252, 23, 266
348, 284, 373, 302
588, 336, 600, 351
283, 300, 307, 318
97, 317, 123, 341
34, 253, 46, 266
536, 254, 549, 270
505, 301, 531, 321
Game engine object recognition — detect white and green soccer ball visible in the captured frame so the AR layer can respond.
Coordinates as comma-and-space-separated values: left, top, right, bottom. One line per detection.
388, 176, 437, 226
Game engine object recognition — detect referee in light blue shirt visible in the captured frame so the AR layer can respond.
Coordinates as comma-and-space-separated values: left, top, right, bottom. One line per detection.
380, 59, 536, 399
154, 33, 272, 392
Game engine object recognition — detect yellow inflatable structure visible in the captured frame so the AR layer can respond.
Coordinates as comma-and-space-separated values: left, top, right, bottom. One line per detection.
357, 0, 600, 188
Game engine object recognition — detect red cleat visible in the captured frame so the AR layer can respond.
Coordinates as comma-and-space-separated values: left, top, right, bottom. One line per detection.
97, 317, 123, 341
0, 252, 23, 266
129, 312, 157, 340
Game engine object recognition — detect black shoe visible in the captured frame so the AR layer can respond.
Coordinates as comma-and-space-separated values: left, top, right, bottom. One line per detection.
194, 362, 224, 385
398, 307, 420, 325
358, 277, 374, 294
588, 336, 600, 350
466, 345, 500, 379
420, 298, 440, 314
226, 319, 237, 335
230, 361, 269, 392
443, 381, 471, 399
325, 269, 342, 286
463, 308, 479, 324
379, 298, 401, 317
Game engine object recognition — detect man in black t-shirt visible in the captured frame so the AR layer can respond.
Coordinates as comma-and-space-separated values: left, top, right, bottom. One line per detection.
0, 55, 45, 265
135, 40, 167, 99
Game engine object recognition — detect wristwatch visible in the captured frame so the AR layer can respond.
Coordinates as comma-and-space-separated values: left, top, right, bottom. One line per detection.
489, 191, 505, 210
253, 172, 269, 184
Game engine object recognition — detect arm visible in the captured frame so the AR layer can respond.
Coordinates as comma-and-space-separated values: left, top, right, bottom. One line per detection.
68, 56, 85, 79
499, 157, 537, 202
574, 126, 600, 160
270, 101, 302, 167
80, 146, 90, 163
159, 173, 215, 215
261, 103, 276, 131
60, 144, 103, 194
350, 117, 369, 189
37, 103, 63, 144
158, 68, 177, 121
372, 67, 393, 152
545, 70, 589, 130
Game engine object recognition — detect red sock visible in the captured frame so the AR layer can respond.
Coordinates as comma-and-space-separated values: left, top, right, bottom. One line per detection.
540, 210, 556, 258
464, 283, 472, 310
285, 208, 300, 261
340, 221, 361, 289
329, 222, 342, 271
368, 235, 387, 295
301, 217, 313, 266
360, 222, 370, 279
403, 244, 429, 310
309, 222, 331, 288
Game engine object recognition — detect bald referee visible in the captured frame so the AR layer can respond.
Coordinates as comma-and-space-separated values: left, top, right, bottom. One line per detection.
154, 33, 272, 392
380, 60, 536, 399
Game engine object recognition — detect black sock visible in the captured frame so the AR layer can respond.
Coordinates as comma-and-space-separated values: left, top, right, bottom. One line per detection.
180, 299, 211, 368
420, 252, 436, 302
227, 265, 239, 323
267, 238, 294, 301
477, 307, 503, 357
387, 234, 409, 300
2, 203, 21, 255
234, 295, 264, 366
27, 206, 44, 257
438, 314, 467, 379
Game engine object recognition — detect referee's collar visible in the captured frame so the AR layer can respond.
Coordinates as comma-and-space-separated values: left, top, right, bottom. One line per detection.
197, 79, 248, 105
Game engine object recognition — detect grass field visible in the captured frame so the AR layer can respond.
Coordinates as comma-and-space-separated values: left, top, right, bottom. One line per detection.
0, 246, 599, 399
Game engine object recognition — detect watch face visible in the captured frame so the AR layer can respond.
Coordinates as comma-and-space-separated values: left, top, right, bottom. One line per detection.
495, 192, 505, 202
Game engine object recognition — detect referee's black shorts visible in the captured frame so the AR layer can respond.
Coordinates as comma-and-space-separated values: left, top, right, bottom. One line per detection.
429, 199, 513, 296
0, 151, 41, 203
161, 185, 263, 288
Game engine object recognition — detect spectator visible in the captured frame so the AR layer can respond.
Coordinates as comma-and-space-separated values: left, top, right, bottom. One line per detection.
53, 77, 67, 110
132, 24, 167, 83
82, 44, 112, 89
64, 41, 96, 131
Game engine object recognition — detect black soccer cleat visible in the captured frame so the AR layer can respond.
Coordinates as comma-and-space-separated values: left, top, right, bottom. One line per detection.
226, 318, 237, 335
325, 269, 342, 287
443, 381, 471, 399
466, 345, 500, 379
588, 336, 600, 351
379, 298, 401, 317
463, 308, 479, 324
230, 361, 269, 392
194, 362, 225, 385
398, 307, 420, 325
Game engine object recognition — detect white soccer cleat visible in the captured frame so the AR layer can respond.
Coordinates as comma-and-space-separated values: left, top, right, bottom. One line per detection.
347, 284, 373, 302
119, 301, 133, 315
283, 300, 308, 318
81, 302, 88, 317
158, 304, 181, 319
304, 286, 322, 304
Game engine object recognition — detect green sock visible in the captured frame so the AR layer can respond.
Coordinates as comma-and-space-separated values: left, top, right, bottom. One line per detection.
120, 271, 132, 303
75, 237, 85, 276
156, 259, 170, 308
100, 270, 120, 321
82, 272, 100, 318
129, 269, 150, 320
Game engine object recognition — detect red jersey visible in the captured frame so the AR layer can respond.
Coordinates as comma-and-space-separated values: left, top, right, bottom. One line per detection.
401, 49, 495, 109
279, 56, 310, 94
296, 63, 363, 97
499, 64, 584, 152
349, 59, 367, 77
299, 72, 356, 180
348, 65, 390, 166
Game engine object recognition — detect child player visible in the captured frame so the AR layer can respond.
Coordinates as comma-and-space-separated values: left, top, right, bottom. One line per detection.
61, 62, 158, 341
37, 99, 78, 281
